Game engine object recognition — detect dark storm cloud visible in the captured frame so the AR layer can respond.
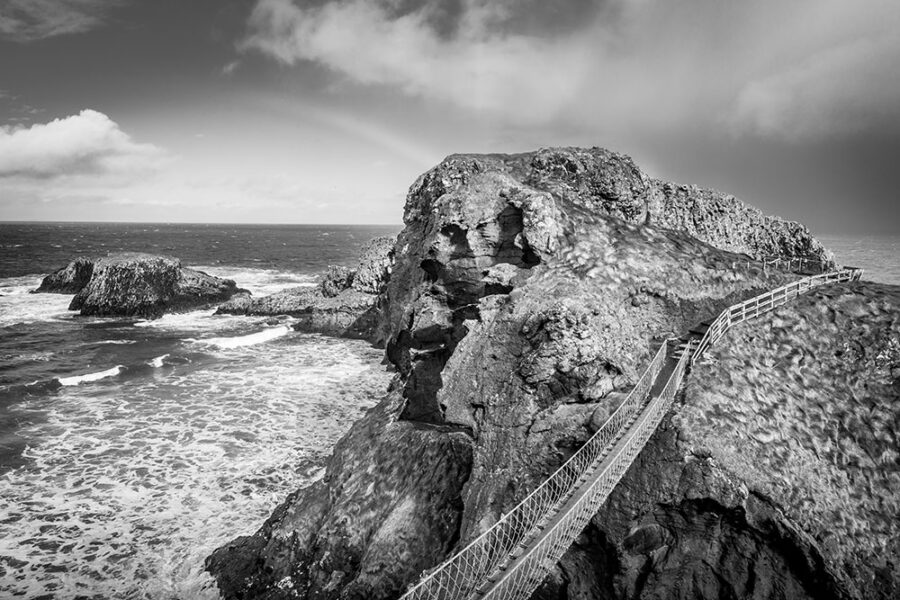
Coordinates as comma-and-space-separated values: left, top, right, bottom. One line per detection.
0, 0, 125, 42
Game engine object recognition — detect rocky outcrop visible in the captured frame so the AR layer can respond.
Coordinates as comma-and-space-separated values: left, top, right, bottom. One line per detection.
206, 392, 473, 600
34, 256, 94, 293
52, 253, 244, 319
216, 236, 395, 342
208, 148, 892, 600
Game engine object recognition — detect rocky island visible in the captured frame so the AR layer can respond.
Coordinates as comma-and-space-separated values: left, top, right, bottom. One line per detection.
206, 147, 898, 600
35, 252, 245, 319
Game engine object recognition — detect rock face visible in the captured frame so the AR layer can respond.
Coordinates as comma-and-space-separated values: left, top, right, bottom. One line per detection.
216, 236, 395, 342
43, 253, 244, 319
208, 148, 890, 600
34, 256, 94, 293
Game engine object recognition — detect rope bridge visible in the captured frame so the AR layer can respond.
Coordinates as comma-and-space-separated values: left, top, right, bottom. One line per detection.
400, 261, 863, 600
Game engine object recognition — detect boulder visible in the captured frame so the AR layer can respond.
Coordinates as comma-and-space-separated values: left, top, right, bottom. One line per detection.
60, 253, 243, 319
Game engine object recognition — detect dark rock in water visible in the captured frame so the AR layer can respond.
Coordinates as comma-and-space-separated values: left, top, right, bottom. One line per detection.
216, 236, 395, 343
34, 256, 95, 294
208, 148, 894, 600
61, 253, 243, 319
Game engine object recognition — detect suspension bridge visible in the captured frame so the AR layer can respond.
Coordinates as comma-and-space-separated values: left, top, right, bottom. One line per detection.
400, 257, 863, 600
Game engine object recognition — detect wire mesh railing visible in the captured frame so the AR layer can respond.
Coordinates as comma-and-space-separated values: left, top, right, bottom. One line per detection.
399, 344, 668, 600
479, 344, 694, 600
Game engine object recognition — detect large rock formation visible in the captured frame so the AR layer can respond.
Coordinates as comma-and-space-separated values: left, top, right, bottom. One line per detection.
208, 148, 890, 600
216, 236, 395, 342
37, 253, 244, 319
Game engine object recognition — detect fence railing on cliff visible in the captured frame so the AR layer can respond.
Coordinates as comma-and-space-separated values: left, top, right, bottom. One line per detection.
692, 267, 863, 364
399, 261, 863, 600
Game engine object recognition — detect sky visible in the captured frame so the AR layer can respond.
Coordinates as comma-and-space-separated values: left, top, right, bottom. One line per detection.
0, 0, 898, 233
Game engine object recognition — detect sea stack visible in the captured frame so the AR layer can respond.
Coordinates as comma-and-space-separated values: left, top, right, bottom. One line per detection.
36, 252, 245, 319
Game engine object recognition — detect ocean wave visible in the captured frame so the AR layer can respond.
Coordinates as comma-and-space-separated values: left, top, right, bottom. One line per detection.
0, 336, 391, 599
93, 340, 137, 346
133, 309, 250, 332
189, 325, 292, 349
149, 354, 170, 368
0, 276, 72, 327
190, 265, 317, 297
57, 365, 124, 386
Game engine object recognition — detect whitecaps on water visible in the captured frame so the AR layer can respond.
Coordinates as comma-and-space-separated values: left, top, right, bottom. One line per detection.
0, 335, 392, 599
133, 309, 259, 333
58, 365, 124, 386
188, 325, 293, 350
0, 275, 72, 327
191, 265, 317, 297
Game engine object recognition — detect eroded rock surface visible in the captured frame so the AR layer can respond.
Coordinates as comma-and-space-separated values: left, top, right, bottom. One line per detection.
207, 148, 889, 600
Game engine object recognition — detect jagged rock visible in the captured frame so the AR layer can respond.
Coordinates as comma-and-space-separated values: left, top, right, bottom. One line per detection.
217, 236, 395, 343
34, 256, 94, 293
41, 253, 243, 319
351, 236, 395, 294
208, 148, 893, 600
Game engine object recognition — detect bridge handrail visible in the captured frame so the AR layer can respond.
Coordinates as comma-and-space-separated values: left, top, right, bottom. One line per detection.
481, 345, 694, 599
692, 267, 863, 364
399, 343, 668, 599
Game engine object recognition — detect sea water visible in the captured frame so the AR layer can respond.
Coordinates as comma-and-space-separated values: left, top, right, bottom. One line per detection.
0, 223, 397, 599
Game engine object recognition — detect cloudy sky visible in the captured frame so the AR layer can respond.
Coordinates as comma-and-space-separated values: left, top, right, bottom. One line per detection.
0, 0, 898, 232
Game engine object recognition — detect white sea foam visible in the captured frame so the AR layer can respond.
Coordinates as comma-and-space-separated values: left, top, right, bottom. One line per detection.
0, 275, 72, 327
134, 309, 257, 333
192, 325, 292, 349
0, 336, 392, 599
149, 354, 170, 368
94, 339, 137, 345
57, 365, 124, 386
191, 265, 317, 297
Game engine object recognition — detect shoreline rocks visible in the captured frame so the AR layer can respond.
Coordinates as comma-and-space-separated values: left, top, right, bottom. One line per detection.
36, 252, 245, 319
216, 236, 395, 343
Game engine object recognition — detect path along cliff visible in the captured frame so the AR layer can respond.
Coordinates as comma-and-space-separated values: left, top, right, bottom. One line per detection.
206, 147, 897, 599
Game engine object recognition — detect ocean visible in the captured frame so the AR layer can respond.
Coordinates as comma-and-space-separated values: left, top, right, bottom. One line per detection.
0, 224, 896, 599
0, 223, 398, 599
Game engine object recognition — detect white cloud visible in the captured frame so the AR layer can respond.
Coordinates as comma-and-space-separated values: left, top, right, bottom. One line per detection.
243, 0, 900, 140
0, 109, 169, 179
0, 0, 122, 42
242, 0, 594, 123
